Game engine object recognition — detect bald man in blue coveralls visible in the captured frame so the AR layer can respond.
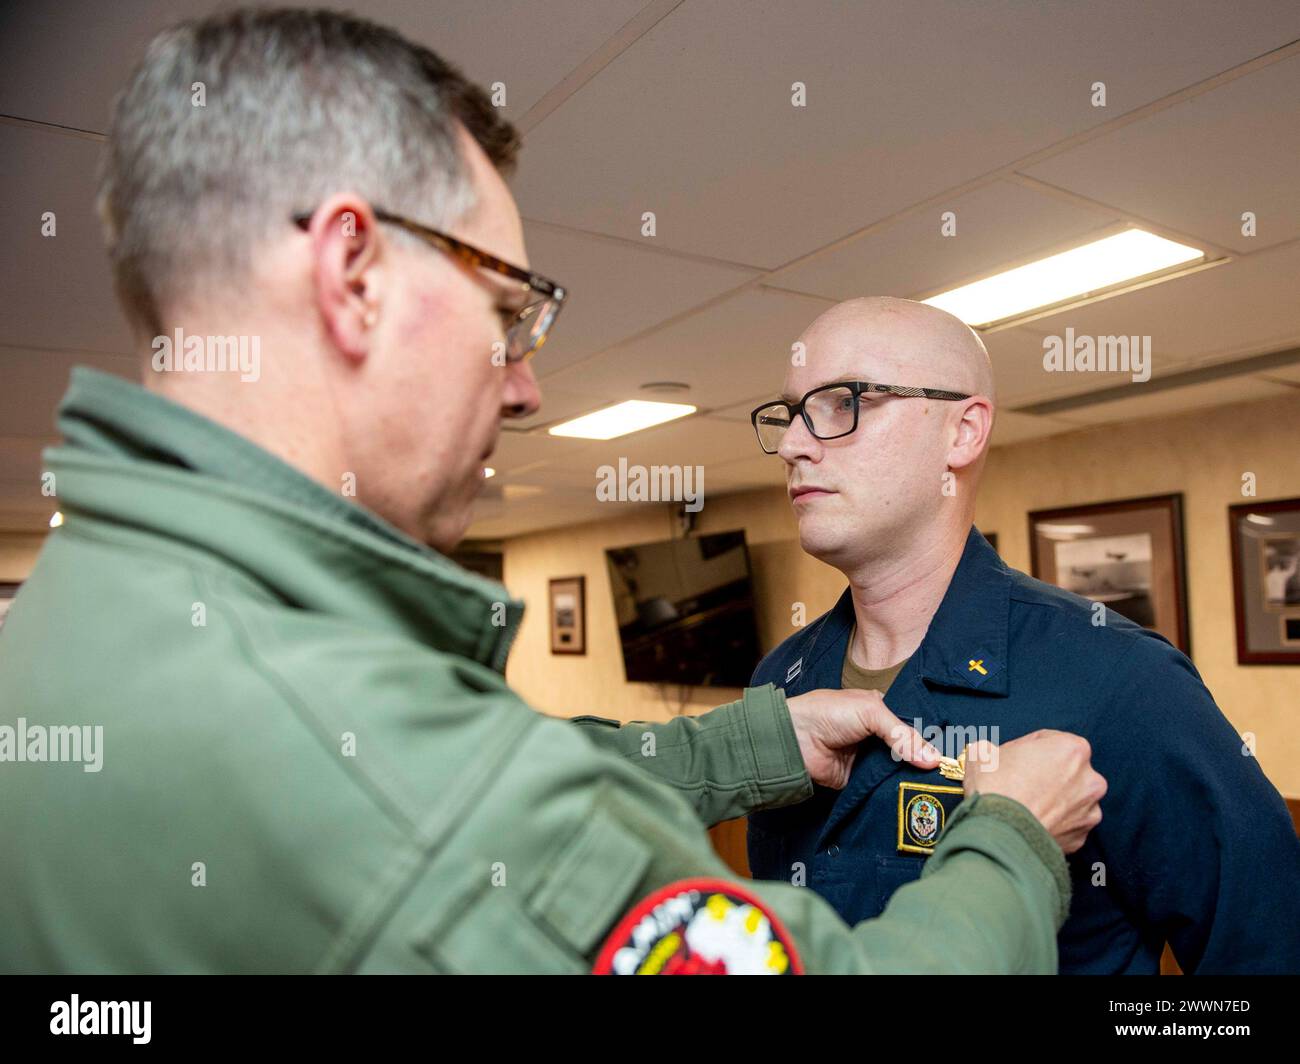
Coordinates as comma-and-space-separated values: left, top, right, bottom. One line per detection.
745, 296, 1300, 974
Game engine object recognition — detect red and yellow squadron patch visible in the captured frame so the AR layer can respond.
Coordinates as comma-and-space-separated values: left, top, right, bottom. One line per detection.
593, 878, 804, 975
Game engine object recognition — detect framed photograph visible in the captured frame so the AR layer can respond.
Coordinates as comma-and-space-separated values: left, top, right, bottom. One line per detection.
548, 576, 586, 655
1228, 497, 1300, 664
0, 582, 20, 633
1029, 493, 1189, 654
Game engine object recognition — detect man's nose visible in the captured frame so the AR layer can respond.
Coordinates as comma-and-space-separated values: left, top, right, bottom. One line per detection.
502, 358, 542, 420
777, 411, 821, 464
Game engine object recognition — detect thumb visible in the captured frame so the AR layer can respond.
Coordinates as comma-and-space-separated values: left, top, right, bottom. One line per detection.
964, 738, 1000, 775
872, 703, 942, 769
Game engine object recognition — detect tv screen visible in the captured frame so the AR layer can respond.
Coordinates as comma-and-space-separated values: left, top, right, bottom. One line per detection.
605, 530, 762, 687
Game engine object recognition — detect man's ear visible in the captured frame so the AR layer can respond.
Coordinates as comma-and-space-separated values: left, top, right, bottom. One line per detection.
948, 396, 994, 471
302, 194, 382, 363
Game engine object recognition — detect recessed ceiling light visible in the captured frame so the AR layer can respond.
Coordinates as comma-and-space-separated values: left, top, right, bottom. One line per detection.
923, 229, 1206, 328
548, 400, 697, 440
640, 381, 691, 396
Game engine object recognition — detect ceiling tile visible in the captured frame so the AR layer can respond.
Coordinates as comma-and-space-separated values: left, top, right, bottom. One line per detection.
0, 0, 650, 131
1024, 55, 1300, 253
1022, 239, 1300, 370
488, 426, 591, 475
540, 286, 834, 411
580, 414, 755, 472
985, 325, 1088, 407
772, 181, 1116, 303
523, 222, 756, 376
505, 385, 623, 433
514, 0, 1299, 266
710, 391, 789, 424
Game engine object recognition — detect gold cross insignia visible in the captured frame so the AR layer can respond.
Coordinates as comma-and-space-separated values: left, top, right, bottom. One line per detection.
968, 659, 987, 675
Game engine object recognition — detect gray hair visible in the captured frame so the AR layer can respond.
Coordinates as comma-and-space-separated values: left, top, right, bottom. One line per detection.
97, 7, 521, 336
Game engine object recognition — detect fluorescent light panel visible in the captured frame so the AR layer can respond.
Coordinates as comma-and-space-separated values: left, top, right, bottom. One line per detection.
548, 400, 696, 440
923, 229, 1205, 327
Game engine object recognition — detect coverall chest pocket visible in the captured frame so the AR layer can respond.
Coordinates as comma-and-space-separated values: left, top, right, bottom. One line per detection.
416, 868, 589, 975
419, 797, 654, 974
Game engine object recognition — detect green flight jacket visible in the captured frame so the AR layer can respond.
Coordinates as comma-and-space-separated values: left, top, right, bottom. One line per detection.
0, 367, 1070, 974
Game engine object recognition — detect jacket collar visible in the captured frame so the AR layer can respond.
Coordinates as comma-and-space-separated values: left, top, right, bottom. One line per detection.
812, 528, 1011, 844
914, 527, 1011, 695
804, 526, 1012, 697
45, 367, 523, 673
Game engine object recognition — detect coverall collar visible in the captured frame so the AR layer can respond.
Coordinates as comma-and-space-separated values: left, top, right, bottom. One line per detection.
812, 528, 1011, 843
798, 527, 1012, 697
45, 367, 524, 673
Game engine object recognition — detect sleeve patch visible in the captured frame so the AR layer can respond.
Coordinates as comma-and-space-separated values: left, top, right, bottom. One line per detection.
592, 878, 803, 975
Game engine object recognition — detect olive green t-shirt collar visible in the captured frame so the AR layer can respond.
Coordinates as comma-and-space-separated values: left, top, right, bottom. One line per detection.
841, 624, 909, 694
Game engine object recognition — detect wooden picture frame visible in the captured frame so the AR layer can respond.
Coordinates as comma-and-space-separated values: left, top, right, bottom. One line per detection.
1228, 497, 1300, 665
1029, 493, 1190, 655
548, 576, 586, 655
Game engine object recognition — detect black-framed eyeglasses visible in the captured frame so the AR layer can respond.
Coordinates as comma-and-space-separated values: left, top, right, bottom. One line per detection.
750, 380, 971, 454
292, 207, 567, 363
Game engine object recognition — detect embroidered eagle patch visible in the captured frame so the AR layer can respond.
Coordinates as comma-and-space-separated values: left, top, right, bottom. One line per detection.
897, 780, 964, 855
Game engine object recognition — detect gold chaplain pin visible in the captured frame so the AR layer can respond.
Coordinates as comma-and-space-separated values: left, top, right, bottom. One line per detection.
938, 747, 967, 782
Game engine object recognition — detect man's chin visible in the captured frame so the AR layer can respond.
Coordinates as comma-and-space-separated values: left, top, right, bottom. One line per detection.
421, 494, 474, 555
426, 522, 467, 555
795, 519, 844, 565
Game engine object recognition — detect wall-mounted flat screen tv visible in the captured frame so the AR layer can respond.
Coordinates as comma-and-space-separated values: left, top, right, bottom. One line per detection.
605, 530, 762, 687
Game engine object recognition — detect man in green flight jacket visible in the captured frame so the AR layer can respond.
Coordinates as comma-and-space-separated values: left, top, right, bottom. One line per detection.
0, 7, 1105, 975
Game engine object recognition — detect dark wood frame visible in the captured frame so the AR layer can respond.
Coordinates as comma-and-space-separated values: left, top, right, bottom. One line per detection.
1228, 496, 1300, 665
1028, 493, 1190, 655
548, 575, 586, 656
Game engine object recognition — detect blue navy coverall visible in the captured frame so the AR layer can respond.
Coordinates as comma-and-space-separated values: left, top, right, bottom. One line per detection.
747, 527, 1300, 973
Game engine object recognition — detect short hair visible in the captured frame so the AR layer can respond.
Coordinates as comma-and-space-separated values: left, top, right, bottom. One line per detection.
97, 6, 521, 336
